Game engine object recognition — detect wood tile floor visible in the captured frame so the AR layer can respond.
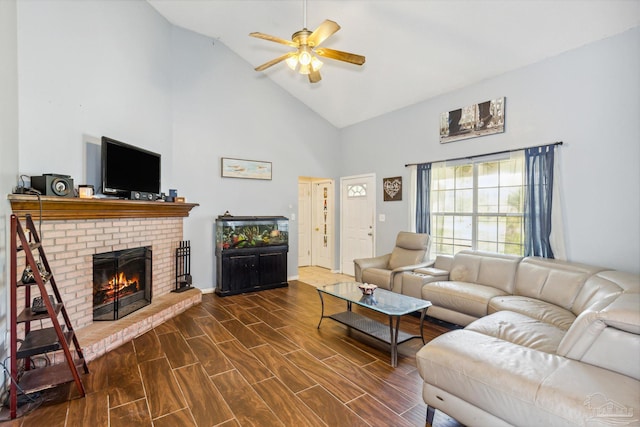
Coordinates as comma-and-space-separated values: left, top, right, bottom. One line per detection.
1, 279, 460, 427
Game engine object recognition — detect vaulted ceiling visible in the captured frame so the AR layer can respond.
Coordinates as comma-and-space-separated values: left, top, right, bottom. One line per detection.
147, 0, 640, 128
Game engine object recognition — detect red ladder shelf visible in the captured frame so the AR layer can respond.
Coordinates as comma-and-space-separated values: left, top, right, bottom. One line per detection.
8, 214, 88, 419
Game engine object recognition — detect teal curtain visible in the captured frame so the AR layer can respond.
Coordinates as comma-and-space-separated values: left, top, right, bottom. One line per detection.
416, 163, 431, 234
524, 145, 555, 258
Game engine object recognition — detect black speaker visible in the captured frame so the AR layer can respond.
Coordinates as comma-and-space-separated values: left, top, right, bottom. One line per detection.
129, 191, 156, 201
31, 174, 74, 197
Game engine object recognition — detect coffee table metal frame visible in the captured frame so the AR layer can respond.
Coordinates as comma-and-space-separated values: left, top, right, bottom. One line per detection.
317, 282, 432, 367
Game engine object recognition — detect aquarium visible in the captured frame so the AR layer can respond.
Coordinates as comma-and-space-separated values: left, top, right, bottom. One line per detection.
216, 215, 288, 251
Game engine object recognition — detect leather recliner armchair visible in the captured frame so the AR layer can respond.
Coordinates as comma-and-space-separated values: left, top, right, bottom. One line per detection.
354, 231, 431, 292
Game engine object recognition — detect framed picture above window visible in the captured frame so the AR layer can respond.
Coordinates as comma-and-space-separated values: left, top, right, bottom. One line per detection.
440, 97, 505, 143
383, 176, 402, 201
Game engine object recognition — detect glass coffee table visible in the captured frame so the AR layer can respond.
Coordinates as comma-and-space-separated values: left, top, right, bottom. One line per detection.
317, 282, 432, 367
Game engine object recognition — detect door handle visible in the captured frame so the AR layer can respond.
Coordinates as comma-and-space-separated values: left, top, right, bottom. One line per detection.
367, 232, 373, 236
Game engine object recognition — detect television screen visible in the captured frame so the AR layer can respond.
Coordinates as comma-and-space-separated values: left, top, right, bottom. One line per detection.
101, 137, 161, 197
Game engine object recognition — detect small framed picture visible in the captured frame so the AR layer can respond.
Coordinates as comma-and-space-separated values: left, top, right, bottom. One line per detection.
221, 158, 272, 180
383, 177, 402, 201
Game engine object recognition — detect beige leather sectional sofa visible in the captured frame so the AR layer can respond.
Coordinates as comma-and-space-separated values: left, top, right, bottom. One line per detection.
403, 250, 639, 427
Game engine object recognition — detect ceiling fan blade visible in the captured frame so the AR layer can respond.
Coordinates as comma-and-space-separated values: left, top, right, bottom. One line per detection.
315, 47, 366, 66
307, 19, 340, 47
309, 69, 322, 83
249, 32, 298, 48
254, 52, 297, 72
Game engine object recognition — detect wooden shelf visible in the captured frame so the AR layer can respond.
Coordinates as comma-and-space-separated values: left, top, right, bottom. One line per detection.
18, 360, 85, 395
8, 194, 198, 220
17, 327, 74, 358
17, 304, 64, 324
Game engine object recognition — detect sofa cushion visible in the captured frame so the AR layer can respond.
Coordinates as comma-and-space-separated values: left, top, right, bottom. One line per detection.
449, 251, 521, 294
361, 268, 392, 290
465, 311, 565, 354
388, 247, 425, 270
387, 231, 429, 270
489, 295, 576, 330
422, 281, 507, 318
514, 257, 603, 310
572, 270, 637, 315
558, 293, 640, 380
535, 357, 640, 426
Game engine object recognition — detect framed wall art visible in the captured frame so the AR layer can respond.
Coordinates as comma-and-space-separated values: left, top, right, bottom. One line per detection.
440, 97, 505, 143
383, 176, 402, 201
221, 158, 272, 180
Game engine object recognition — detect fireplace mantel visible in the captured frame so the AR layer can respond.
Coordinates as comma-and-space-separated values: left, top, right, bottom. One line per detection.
8, 194, 198, 220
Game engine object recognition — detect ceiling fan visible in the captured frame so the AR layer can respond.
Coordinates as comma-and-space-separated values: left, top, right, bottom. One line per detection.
249, 0, 365, 83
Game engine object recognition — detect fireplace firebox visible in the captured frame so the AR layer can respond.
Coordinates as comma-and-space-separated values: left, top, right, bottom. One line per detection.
93, 246, 152, 321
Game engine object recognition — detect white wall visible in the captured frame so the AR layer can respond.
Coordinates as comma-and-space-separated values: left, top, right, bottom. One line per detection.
340, 27, 640, 274
15, 0, 341, 292
17, 0, 174, 187
0, 0, 19, 360
170, 27, 341, 287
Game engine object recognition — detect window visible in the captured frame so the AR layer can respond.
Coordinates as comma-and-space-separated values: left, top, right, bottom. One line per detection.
430, 153, 525, 256
347, 184, 367, 198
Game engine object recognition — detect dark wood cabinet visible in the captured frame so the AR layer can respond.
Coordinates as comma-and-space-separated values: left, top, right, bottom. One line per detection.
215, 215, 289, 296
215, 245, 288, 296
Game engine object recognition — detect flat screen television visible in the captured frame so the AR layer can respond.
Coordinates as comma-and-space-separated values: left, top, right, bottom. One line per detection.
101, 136, 161, 198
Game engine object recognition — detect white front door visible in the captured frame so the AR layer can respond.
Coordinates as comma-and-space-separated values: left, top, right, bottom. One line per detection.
340, 174, 376, 276
298, 181, 311, 267
312, 180, 334, 269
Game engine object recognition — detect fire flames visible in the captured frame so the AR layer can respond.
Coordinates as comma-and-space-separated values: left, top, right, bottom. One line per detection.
96, 271, 140, 305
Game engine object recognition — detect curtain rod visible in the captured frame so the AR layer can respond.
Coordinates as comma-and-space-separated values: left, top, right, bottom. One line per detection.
404, 141, 563, 167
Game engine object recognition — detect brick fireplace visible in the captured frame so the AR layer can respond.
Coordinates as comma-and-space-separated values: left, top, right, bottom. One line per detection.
39, 217, 182, 328
9, 195, 201, 361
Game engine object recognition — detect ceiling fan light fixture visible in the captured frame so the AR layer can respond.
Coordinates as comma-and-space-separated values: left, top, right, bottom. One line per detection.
286, 55, 299, 71
299, 63, 311, 75
310, 56, 323, 71
298, 48, 312, 66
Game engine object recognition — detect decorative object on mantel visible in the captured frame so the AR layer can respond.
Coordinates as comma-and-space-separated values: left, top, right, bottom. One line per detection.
78, 185, 94, 199
383, 176, 402, 201
221, 157, 272, 180
440, 97, 505, 143
249, 0, 365, 83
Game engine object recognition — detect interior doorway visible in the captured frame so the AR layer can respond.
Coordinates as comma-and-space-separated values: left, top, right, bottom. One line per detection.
298, 177, 335, 270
